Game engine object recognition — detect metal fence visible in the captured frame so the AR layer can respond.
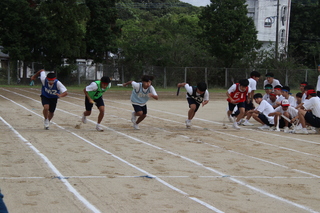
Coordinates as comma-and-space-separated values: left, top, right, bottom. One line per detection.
0, 64, 318, 90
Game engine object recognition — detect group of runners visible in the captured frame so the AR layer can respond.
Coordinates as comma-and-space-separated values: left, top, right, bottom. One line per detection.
30, 68, 320, 134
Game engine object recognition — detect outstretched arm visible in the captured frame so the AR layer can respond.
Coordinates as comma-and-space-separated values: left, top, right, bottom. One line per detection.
123, 81, 133, 87
30, 69, 44, 81
177, 82, 187, 88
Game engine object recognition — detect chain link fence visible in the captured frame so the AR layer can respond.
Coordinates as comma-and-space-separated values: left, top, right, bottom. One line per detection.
0, 64, 318, 90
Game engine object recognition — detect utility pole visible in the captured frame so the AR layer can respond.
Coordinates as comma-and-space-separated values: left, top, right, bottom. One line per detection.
275, 0, 280, 60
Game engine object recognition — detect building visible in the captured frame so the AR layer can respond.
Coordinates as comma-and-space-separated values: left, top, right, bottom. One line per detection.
246, 0, 291, 58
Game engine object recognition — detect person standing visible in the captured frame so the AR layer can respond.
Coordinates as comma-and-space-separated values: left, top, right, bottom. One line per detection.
263, 72, 282, 90
82, 76, 111, 132
316, 65, 320, 98
123, 75, 158, 130
177, 82, 209, 128
30, 69, 68, 130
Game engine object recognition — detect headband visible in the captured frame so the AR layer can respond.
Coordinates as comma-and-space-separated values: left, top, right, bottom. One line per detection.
281, 89, 289, 92
300, 83, 307, 86
269, 93, 277, 97
46, 77, 56, 81
274, 87, 282, 90
306, 89, 316, 96
264, 86, 272, 89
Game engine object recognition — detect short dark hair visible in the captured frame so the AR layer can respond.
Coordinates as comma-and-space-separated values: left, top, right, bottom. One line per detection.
265, 72, 274, 77
253, 93, 263, 99
274, 85, 282, 90
101, 76, 111, 83
47, 73, 56, 79
239, 79, 249, 87
304, 85, 314, 91
141, 75, 154, 82
197, 82, 207, 91
296, 92, 303, 98
264, 84, 273, 89
281, 85, 290, 92
250, 71, 261, 78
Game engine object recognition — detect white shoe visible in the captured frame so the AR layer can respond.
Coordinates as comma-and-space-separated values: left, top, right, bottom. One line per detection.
96, 124, 104, 132
131, 112, 136, 124
232, 122, 240, 129
185, 119, 191, 128
242, 120, 254, 126
133, 123, 140, 130
82, 114, 87, 124
283, 126, 290, 133
294, 128, 308, 134
228, 115, 234, 123
258, 124, 270, 130
44, 119, 49, 130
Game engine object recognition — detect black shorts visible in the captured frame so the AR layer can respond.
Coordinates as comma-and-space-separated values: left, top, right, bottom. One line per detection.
245, 100, 255, 111
41, 95, 58, 113
187, 98, 200, 112
228, 101, 245, 112
85, 96, 104, 111
258, 113, 272, 126
317, 91, 320, 98
304, 111, 320, 127
132, 104, 147, 115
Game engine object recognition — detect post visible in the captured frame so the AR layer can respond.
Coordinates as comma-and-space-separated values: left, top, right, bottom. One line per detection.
225, 68, 228, 88
184, 67, 187, 82
163, 67, 167, 89
275, 0, 280, 60
205, 67, 208, 87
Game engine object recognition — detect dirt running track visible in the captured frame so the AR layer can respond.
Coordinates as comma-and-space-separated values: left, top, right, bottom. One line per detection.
0, 86, 319, 213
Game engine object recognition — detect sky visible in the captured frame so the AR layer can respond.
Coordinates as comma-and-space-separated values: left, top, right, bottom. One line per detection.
180, 0, 210, 7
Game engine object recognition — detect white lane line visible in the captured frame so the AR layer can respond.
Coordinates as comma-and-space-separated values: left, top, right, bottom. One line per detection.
0, 93, 224, 213
5, 89, 320, 212
1, 175, 319, 180
0, 116, 101, 213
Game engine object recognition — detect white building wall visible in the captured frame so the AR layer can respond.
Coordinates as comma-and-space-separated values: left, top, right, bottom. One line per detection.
246, 0, 291, 56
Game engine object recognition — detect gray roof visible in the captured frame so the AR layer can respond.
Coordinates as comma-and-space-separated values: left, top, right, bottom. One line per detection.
0, 46, 9, 59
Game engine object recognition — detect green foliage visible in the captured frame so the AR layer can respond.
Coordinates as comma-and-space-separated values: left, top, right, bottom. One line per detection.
85, 0, 120, 63
198, 0, 261, 68
289, 1, 320, 68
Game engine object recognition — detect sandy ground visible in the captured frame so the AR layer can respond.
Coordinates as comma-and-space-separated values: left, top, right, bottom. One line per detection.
0, 86, 320, 213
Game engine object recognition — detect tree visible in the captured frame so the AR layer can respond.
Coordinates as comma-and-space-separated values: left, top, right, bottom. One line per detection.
198, 0, 260, 68
85, 0, 120, 63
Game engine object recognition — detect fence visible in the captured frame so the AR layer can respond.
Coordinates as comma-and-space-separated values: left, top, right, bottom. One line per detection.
0, 64, 318, 90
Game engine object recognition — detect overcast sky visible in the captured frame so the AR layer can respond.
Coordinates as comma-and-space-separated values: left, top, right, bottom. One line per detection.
180, 0, 210, 7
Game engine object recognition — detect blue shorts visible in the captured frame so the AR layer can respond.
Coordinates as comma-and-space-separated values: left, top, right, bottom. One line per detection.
305, 111, 320, 127
187, 98, 200, 112
41, 95, 58, 113
85, 96, 104, 111
132, 104, 147, 115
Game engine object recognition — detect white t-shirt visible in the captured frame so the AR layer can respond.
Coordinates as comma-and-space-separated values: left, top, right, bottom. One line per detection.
263, 79, 282, 90
303, 97, 320, 118
317, 75, 320, 92
40, 71, 67, 93
86, 81, 111, 91
274, 106, 298, 118
184, 84, 209, 101
248, 78, 257, 91
256, 99, 275, 124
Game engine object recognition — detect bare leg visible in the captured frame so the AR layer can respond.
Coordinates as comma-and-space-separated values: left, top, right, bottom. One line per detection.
136, 111, 146, 124
97, 106, 105, 124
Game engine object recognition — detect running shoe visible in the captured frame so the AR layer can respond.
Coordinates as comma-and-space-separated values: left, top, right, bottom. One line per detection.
44, 118, 49, 130
96, 124, 104, 132
131, 112, 136, 124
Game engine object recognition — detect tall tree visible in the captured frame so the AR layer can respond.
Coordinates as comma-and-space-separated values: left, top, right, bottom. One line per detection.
85, 0, 120, 63
198, 0, 260, 68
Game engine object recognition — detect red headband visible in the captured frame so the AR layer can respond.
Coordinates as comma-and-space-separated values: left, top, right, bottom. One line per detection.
47, 77, 56, 81
274, 87, 281, 90
269, 93, 277, 97
300, 83, 307, 86
306, 89, 316, 96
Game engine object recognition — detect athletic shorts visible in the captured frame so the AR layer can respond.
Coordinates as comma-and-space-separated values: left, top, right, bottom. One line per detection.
245, 99, 255, 111
317, 91, 320, 98
304, 111, 320, 127
85, 96, 104, 111
228, 101, 245, 112
258, 113, 272, 126
41, 95, 58, 113
187, 98, 200, 112
132, 104, 147, 115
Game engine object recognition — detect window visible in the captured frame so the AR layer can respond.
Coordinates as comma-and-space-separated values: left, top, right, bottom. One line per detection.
264, 17, 272, 27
